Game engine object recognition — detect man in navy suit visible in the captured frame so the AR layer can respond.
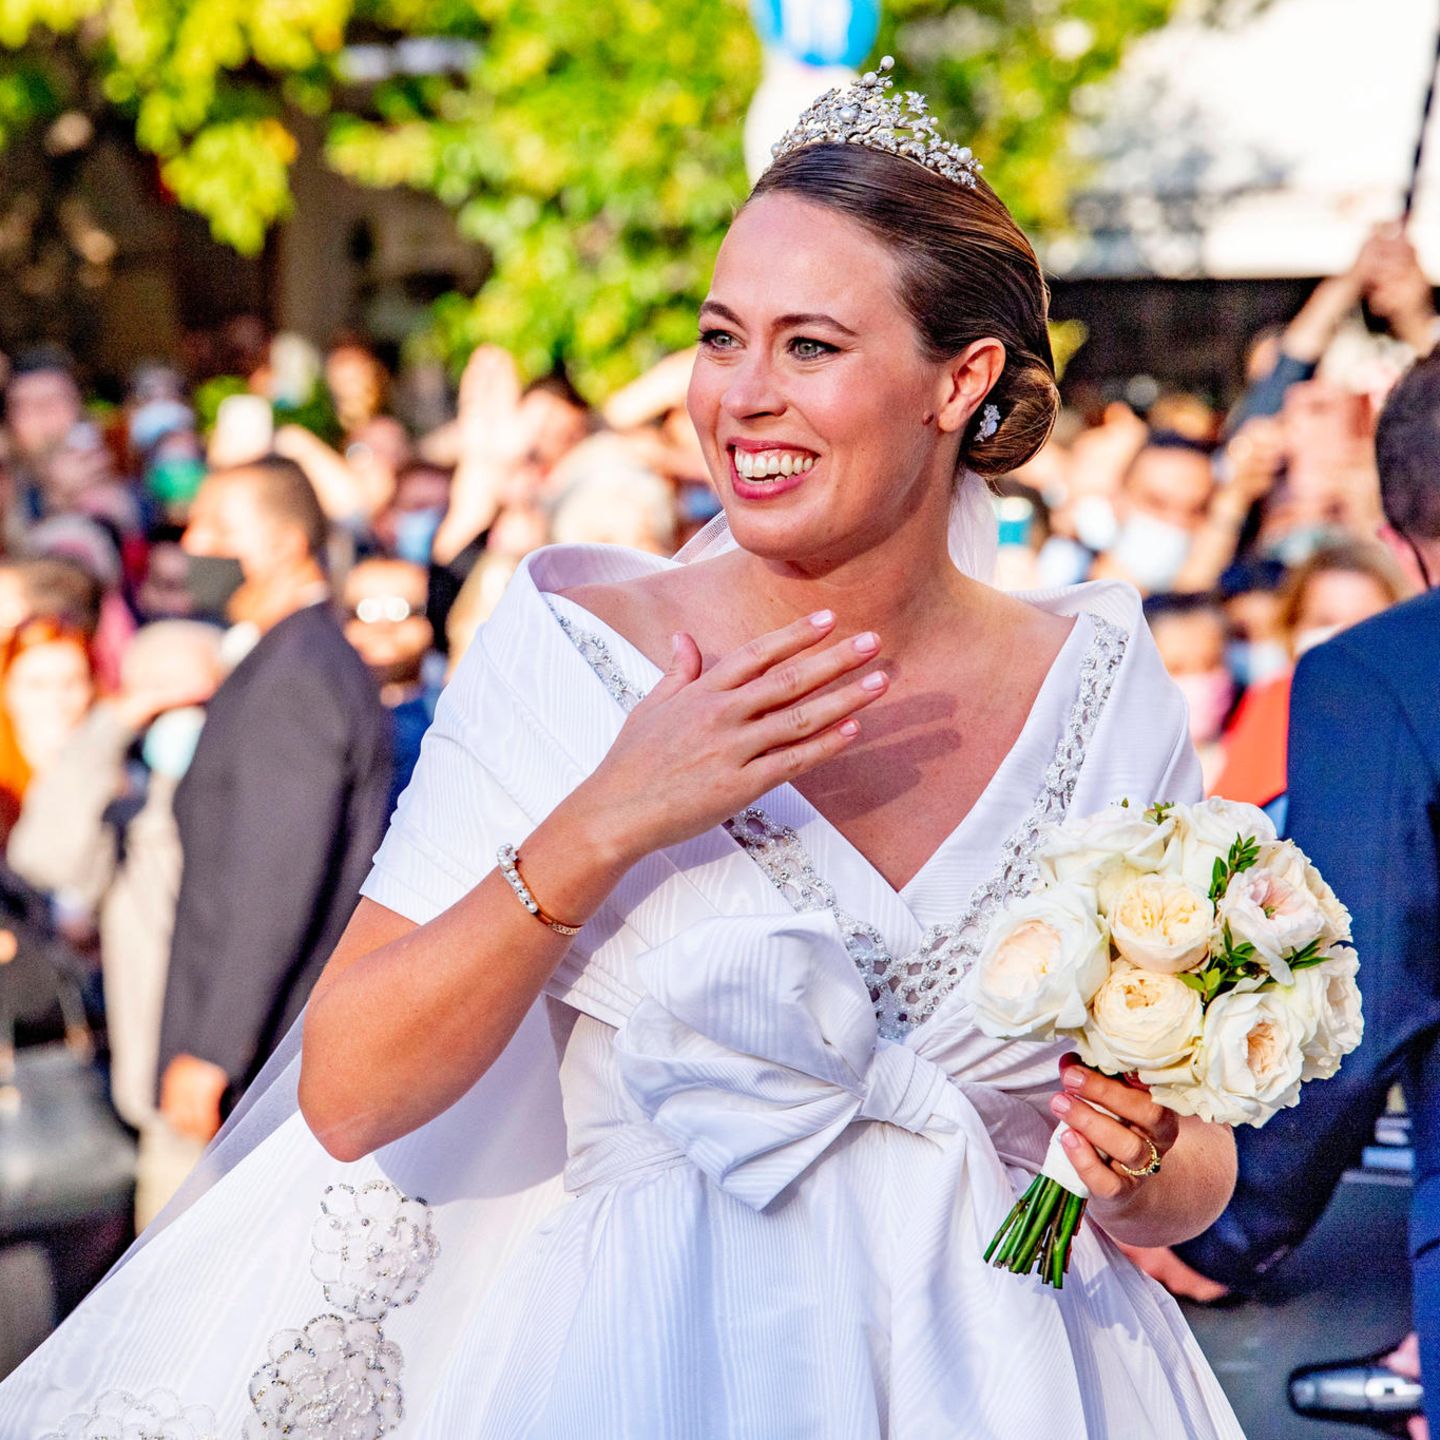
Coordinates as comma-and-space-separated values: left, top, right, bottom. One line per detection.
1168, 350, 1440, 1422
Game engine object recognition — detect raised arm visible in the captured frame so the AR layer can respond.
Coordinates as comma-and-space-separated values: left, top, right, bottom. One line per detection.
299, 609, 893, 1160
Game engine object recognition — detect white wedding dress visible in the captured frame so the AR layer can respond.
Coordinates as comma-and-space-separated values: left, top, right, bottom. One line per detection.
0, 504, 1245, 1439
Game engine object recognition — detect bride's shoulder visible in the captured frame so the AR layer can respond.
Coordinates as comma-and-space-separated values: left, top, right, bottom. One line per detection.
555, 566, 698, 666
984, 586, 1078, 660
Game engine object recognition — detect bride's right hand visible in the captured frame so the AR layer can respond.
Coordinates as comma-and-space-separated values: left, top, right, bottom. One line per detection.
578, 610, 888, 861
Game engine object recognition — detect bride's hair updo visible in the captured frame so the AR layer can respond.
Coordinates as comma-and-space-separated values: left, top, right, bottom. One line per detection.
747, 144, 1059, 479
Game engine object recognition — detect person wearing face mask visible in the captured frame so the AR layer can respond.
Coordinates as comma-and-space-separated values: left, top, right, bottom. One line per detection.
1092, 432, 1218, 594
1212, 541, 1411, 814
7, 621, 224, 1226
154, 456, 391, 1151
1217, 559, 1290, 692
341, 557, 441, 817
1143, 593, 1236, 792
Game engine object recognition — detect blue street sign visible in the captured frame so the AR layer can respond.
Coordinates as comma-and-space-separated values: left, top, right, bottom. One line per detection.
750, 0, 881, 70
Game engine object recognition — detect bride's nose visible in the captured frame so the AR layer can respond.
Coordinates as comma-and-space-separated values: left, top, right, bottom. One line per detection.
721, 352, 787, 420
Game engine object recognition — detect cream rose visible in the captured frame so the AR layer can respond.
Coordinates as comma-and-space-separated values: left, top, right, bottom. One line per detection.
964, 883, 1110, 1040
1077, 964, 1203, 1081
1152, 989, 1306, 1126
1300, 854, 1353, 947
1216, 840, 1328, 977
1036, 804, 1175, 911
1108, 875, 1215, 974
1285, 945, 1364, 1081
1172, 798, 1277, 895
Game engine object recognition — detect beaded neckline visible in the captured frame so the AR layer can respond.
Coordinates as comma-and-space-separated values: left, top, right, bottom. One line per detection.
547, 596, 1127, 1039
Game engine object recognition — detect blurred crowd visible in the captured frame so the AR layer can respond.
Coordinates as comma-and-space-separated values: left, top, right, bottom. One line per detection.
0, 217, 1435, 1362
1001, 222, 1435, 814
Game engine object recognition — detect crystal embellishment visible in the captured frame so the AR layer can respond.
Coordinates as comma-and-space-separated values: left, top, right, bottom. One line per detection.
768, 55, 984, 191
551, 600, 1127, 1037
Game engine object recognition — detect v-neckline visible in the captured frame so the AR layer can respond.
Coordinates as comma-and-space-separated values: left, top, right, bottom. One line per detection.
543, 589, 1090, 916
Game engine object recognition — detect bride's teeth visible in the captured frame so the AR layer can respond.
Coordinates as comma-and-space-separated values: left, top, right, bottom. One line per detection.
732, 449, 816, 480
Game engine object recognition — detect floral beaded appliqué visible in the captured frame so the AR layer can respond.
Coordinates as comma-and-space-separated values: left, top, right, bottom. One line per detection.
39, 1389, 219, 1440
39, 1183, 438, 1440
550, 600, 1127, 1038
245, 1182, 438, 1438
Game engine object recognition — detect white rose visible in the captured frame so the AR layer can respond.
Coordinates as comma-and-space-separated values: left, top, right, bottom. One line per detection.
1077, 964, 1203, 1082
1297, 852, 1353, 947
1037, 804, 1175, 911
1152, 989, 1306, 1127
1284, 945, 1364, 1081
964, 883, 1110, 1041
1216, 840, 1328, 976
1171, 798, 1278, 896
1109, 875, 1215, 975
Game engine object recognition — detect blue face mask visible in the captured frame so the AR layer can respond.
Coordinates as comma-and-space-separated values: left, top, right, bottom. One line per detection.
393, 507, 445, 566
1226, 639, 1290, 689
142, 706, 207, 780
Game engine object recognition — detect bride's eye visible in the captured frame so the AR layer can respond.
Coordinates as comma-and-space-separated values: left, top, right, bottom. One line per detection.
700, 329, 738, 351
789, 336, 837, 361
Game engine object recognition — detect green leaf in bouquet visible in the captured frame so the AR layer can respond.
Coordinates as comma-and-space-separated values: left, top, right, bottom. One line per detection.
1229, 835, 1260, 877
1145, 800, 1175, 825
1209, 856, 1228, 902
1177, 971, 1207, 994
1287, 939, 1327, 973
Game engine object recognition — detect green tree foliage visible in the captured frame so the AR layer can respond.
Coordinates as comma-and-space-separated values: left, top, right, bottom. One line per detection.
0, 0, 1207, 393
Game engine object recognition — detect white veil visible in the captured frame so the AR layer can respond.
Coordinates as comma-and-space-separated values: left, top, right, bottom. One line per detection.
678, 468, 999, 583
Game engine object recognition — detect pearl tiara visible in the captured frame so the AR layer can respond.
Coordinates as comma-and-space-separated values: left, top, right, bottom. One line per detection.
768, 56, 983, 191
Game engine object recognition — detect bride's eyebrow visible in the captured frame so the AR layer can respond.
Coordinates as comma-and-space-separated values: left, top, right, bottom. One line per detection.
699, 300, 857, 338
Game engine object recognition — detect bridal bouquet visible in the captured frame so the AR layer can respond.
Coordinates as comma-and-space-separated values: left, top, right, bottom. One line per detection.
963, 798, 1362, 1289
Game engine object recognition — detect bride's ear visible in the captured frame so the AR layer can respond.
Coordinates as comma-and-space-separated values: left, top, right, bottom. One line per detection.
933, 339, 1006, 435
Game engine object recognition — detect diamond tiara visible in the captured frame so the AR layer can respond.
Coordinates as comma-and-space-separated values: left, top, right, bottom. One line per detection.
768, 56, 983, 190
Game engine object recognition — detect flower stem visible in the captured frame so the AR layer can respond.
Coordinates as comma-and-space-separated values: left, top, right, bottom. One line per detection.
984, 1177, 1088, 1288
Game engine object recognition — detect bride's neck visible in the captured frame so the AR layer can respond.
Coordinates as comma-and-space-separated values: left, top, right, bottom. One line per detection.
721, 528, 975, 658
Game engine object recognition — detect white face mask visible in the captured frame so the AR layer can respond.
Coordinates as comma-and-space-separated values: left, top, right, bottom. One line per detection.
1293, 623, 1342, 657
1072, 495, 1119, 553
1110, 511, 1192, 592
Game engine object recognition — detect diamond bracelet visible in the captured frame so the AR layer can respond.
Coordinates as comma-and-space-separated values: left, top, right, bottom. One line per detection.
497, 843, 582, 936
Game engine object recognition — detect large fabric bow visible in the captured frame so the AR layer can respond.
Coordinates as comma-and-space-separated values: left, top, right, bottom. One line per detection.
613, 910, 1005, 1210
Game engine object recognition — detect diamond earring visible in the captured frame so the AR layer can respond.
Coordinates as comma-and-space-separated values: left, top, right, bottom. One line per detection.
976, 403, 1001, 442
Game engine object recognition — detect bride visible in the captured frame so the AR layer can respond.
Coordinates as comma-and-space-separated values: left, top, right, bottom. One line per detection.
2, 61, 1242, 1440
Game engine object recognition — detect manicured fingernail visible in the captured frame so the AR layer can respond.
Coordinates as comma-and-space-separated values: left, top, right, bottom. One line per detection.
860, 670, 886, 692
1062, 1067, 1085, 1090
1061, 1130, 1081, 1151
809, 610, 835, 628
1051, 1094, 1072, 1116
839, 719, 860, 737
852, 631, 878, 653
671, 633, 683, 656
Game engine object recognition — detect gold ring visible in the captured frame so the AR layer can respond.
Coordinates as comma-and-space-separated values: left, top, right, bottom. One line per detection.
1114, 1138, 1162, 1179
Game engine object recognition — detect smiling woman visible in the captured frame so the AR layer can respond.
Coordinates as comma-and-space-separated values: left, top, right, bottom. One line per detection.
2, 59, 1242, 1440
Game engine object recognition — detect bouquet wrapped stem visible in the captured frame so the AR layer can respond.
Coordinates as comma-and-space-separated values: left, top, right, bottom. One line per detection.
985, 1126, 1089, 1288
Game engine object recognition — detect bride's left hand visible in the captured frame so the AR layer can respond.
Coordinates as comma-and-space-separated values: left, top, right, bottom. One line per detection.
1048, 1055, 1180, 1204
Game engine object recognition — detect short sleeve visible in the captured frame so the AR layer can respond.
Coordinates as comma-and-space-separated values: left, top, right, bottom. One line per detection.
359, 688, 532, 926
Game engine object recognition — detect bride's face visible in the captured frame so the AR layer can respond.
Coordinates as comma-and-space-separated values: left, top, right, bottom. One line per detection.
687, 193, 961, 568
